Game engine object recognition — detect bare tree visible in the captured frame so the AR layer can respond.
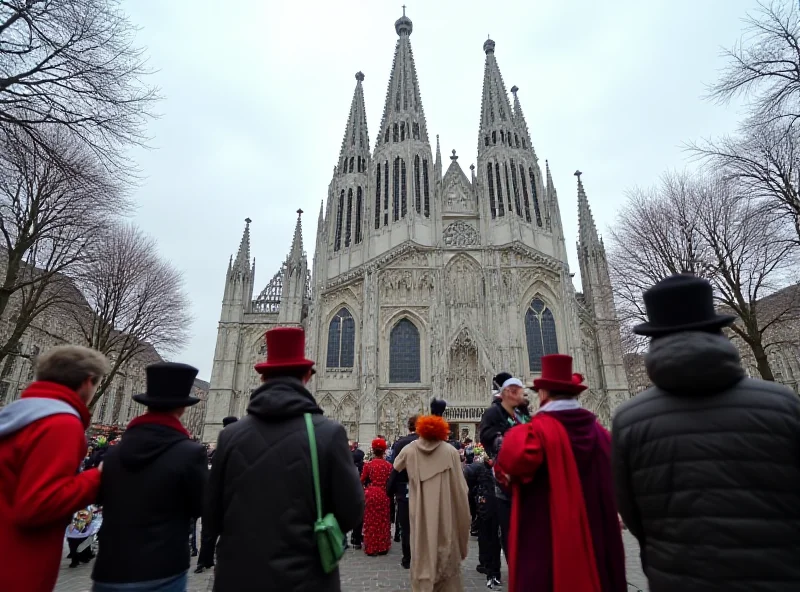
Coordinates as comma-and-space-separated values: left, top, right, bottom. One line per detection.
707, 0, 800, 125
0, 124, 127, 371
69, 223, 191, 409
0, 0, 158, 175
688, 120, 800, 245
608, 170, 800, 380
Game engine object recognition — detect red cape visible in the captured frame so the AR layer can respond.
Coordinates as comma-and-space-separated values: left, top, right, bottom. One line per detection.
496, 413, 602, 592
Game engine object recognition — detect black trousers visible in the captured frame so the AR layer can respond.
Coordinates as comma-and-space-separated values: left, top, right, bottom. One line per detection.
350, 522, 363, 546
396, 491, 411, 563
477, 511, 502, 579
189, 518, 198, 553
497, 495, 511, 563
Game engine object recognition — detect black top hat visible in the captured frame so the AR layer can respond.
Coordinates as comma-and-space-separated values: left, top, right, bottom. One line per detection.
132, 362, 200, 409
492, 372, 513, 390
222, 416, 238, 427
633, 274, 736, 337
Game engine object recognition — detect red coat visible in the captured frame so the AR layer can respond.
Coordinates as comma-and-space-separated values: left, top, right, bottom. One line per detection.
0, 382, 101, 592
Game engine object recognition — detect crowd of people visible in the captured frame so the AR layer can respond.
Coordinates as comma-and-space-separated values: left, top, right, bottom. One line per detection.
1, 274, 799, 592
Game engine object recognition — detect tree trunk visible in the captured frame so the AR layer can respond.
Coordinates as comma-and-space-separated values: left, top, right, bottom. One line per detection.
750, 338, 775, 381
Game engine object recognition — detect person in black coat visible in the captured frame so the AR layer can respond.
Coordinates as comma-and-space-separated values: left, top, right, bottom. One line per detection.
349, 441, 366, 549
463, 454, 501, 585
91, 363, 208, 590
203, 327, 364, 592
613, 275, 800, 592
386, 414, 419, 569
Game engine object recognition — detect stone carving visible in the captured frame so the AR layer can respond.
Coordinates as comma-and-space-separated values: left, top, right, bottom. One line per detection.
445, 328, 488, 404
388, 250, 429, 269
321, 285, 363, 308
442, 221, 479, 248
337, 392, 360, 439
377, 391, 426, 442
444, 255, 481, 307
317, 393, 337, 416
380, 269, 434, 304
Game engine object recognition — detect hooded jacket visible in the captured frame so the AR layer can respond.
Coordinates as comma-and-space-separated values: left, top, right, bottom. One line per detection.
0, 381, 101, 592
612, 332, 800, 592
92, 413, 208, 583
204, 377, 364, 592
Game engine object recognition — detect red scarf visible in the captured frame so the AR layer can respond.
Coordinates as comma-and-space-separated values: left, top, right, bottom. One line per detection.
499, 413, 601, 592
128, 412, 190, 437
21, 381, 92, 428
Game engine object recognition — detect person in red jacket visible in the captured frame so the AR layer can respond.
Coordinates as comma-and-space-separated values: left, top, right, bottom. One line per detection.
0, 345, 110, 592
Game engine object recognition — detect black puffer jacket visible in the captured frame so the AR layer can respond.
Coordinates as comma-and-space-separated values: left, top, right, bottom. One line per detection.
612, 331, 800, 592
204, 377, 364, 592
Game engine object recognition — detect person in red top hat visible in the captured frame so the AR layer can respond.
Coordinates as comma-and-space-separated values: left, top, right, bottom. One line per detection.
495, 354, 627, 592
203, 327, 364, 592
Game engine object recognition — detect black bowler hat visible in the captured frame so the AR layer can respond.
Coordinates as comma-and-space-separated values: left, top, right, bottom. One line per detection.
132, 362, 200, 409
430, 397, 447, 417
222, 416, 238, 427
633, 274, 736, 337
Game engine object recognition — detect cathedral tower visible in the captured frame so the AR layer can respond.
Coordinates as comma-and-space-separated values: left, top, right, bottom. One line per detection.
575, 171, 629, 417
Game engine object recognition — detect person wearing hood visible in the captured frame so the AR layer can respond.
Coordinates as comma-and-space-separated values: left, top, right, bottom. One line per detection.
91, 362, 208, 591
612, 275, 800, 592
0, 345, 109, 592
203, 327, 364, 592
394, 401, 471, 591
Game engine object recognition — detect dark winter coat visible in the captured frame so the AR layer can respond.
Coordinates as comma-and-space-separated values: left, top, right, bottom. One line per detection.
352, 447, 365, 475
204, 377, 364, 592
612, 331, 800, 592
92, 417, 208, 583
479, 400, 525, 501
462, 460, 496, 517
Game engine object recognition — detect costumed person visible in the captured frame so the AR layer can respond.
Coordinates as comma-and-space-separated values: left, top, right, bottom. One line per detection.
91, 362, 208, 591
65, 507, 101, 568
386, 415, 420, 569
360, 437, 393, 556
463, 444, 502, 588
495, 355, 627, 592
394, 399, 471, 592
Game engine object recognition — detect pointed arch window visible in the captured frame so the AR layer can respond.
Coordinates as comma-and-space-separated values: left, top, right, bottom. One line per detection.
400, 122, 406, 142
528, 168, 543, 227
414, 155, 421, 213
385, 127, 390, 144
522, 138, 527, 149
355, 186, 363, 244
520, 164, 532, 223
401, 158, 407, 217
492, 131, 496, 145
525, 298, 558, 372
495, 162, 505, 216
393, 123, 399, 143
384, 161, 389, 226
327, 308, 355, 369
349, 157, 354, 173
344, 188, 353, 247
500, 130, 505, 145
375, 167, 382, 230
510, 159, 522, 217
505, 163, 514, 214
484, 136, 489, 147
487, 162, 497, 219
393, 157, 401, 221
515, 134, 520, 148
423, 159, 430, 217
334, 190, 344, 251
412, 123, 420, 140
389, 319, 421, 383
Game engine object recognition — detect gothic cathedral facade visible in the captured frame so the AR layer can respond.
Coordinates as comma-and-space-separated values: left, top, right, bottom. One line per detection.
201, 13, 629, 444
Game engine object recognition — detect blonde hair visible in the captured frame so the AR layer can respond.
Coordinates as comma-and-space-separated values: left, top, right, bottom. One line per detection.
35, 345, 110, 390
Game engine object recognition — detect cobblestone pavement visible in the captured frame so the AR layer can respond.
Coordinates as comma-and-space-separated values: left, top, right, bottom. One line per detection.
56, 531, 648, 591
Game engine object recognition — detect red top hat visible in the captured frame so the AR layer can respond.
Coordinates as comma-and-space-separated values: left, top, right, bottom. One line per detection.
532, 354, 587, 395
254, 327, 315, 375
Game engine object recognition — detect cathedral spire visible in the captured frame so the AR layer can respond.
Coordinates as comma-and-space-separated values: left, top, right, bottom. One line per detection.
232, 218, 251, 273
289, 208, 305, 263
477, 37, 515, 151
510, 85, 534, 156
376, 9, 430, 145
338, 72, 370, 170
575, 170, 601, 248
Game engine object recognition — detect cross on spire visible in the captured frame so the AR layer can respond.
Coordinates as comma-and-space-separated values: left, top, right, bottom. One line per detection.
296, 208, 303, 217
574, 170, 583, 180
245, 217, 252, 225
402, 4, 406, 16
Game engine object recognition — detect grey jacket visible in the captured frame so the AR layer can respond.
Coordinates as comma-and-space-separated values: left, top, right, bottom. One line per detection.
612, 331, 800, 592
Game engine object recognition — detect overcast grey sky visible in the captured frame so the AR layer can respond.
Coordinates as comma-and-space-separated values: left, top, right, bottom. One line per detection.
122, 0, 758, 380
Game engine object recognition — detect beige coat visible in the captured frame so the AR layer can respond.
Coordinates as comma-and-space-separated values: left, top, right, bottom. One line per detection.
395, 438, 471, 592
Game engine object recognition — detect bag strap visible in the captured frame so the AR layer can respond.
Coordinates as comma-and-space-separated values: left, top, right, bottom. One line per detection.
304, 413, 323, 522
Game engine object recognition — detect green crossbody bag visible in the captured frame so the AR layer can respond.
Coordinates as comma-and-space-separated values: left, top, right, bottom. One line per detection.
304, 413, 345, 573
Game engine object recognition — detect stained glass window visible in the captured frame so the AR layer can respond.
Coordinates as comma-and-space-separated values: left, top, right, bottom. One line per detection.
327, 308, 355, 369
355, 186, 363, 244
389, 319, 421, 383
525, 298, 558, 372
528, 168, 543, 227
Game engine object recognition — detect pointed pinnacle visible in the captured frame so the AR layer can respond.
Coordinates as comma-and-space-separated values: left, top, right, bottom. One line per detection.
233, 218, 251, 271
576, 171, 600, 247
289, 209, 305, 261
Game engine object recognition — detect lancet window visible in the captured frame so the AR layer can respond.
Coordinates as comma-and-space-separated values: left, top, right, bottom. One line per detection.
334, 190, 344, 251
401, 159, 407, 217
389, 319, 421, 383
495, 163, 505, 216
525, 298, 559, 372
510, 160, 522, 216
384, 161, 389, 226
414, 155, 421, 214
326, 308, 355, 369
520, 164, 532, 223
423, 159, 430, 217
528, 168, 543, 227
375, 167, 382, 229
487, 163, 497, 219
344, 188, 353, 247
393, 157, 401, 221
355, 186, 363, 244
